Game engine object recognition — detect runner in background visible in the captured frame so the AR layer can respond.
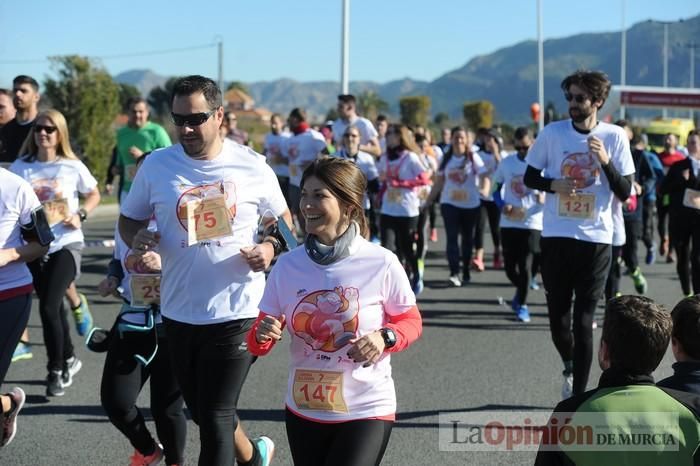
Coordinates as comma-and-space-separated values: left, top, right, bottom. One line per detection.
492, 127, 543, 323
375, 114, 388, 154
523, 70, 635, 398
0, 168, 52, 447
639, 137, 664, 264
332, 94, 381, 158
377, 124, 430, 294
264, 113, 291, 207
414, 134, 438, 294
660, 130, 700, 296
656, 133, 686, 264
247, 157, 422, 466
425, 130, 443, 243
422, 127, 488, 287
10, 109, 101, 397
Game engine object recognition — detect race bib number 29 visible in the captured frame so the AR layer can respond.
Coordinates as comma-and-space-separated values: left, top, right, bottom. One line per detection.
130, 274, 161, 308
186, 195, 232, 246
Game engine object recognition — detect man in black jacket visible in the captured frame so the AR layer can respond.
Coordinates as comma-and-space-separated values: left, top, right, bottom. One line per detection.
658, 295, 700, 394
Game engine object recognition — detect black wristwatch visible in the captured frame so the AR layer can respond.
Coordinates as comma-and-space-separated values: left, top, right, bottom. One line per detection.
380, 328, 397, 349
263, 236, 282, 257
78, 208, 88, 222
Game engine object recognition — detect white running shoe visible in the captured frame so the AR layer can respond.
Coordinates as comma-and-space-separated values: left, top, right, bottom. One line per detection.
448, 275, 462, 287
561, 372, 574, 400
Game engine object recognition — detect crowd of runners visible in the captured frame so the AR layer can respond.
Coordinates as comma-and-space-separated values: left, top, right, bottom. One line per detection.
0, 69, 699, 465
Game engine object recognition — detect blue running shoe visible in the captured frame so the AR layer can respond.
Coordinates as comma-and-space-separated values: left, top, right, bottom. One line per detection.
517, 305, 531, 323
511, 293, 520, 312
11, 342, 32, 363
412, 278, 424, 296
254, 436, 275, 466
529, 279, 540, 290
72, 293, 93, 336
645, 245, 656, 265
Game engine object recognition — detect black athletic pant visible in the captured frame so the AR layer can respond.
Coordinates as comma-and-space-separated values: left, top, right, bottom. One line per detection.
622, 219, 642, 271
163, 317, 256, 466
441, 203, 479, 281
101, 327, 186, 465
657, 198, 670, 242
28, 249, 76, 373
416, 208, 430, 262
605, 245, 623, 301
474, 200, 501, 251
501, 228, 539, 306
541, 237, 611, 395
380, 214, 419, 281
642, 200, 655, 249
669, 211, 700, 295
0, 293, 31, 384
285, 409, 393, 466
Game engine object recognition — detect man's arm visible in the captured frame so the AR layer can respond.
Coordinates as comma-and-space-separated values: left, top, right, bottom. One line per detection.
360, 136, 382, 157
118, 214, 149, 249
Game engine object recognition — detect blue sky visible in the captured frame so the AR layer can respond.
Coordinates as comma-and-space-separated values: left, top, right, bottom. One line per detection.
0, 0, 697, 87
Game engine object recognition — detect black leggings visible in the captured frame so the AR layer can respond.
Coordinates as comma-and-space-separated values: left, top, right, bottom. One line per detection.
621, 219, 641, 271
670, 212, 700, 295
605, 245, 623, 302
163, 317, 256, 466
657, 198, 670, 241
441, 203, 479, 280
474, 200, 501, 250
0, 293, 31, 384
28, 249, 76, 373
642, 200, 655, 249
541, 237, 611, 395
101, 327, 186, 465
285, 409, 393, 466
501, 228, 539, 306
380, 214, 419, 281
416, 208, 430, 262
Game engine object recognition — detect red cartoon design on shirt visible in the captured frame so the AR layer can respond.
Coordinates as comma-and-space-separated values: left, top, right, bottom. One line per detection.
446, 167, 467, 184
175, 181, 237, 231
287, 144, 299, 161
31, 178, 63, 202
291, 287, 360, 352
510, 175, 531, 199
560, 152, 600, 188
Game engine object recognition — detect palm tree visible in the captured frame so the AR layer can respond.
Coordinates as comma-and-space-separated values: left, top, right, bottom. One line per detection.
356, 90, 389, 121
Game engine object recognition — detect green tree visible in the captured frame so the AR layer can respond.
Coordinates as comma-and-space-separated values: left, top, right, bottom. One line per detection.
324, 107, 339, 123
43, 55, 120, 186
433, 112, 450, 126
226, 81, 249, 94
118, 83, 141, 112
147, 77, 181, 121
356, 90, 388, 122
462, 100, 494, 130
399, 96, 431, 128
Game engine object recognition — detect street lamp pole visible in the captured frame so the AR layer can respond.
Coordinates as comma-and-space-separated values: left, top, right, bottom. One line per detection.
687, 42, 698, 120
663, 22, 669, 118
537, 0, 544, 131
340, 0, 350, 95
620, 0, 627, 119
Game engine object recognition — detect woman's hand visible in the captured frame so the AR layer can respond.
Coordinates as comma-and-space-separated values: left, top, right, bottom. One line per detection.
255, 314, 285, 344
98, 276, 121, 298
62, 214, 81, 230
347, 331, 386, 367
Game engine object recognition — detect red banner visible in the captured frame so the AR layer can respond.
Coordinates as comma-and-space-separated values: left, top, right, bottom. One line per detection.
621, 91, 700, 108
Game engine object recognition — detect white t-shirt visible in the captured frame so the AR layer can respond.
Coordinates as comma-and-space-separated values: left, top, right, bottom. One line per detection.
332, 116, 379, 148
438, 153, 487, 209
378, 151, 427, 217
264, 132, 290, 177
525, 120, 635, 244
334, 149, 379, 210
611, 198, 626, 247
120, 139, 288, 325
259, 234, 416, 422
10, 157, 97, 254
0, 168, 41, 292
286, 130, 327, 187
493, 155, 544, 231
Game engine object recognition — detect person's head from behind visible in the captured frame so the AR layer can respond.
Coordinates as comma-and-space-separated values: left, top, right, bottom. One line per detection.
615, 119, 633, 141
20, 109, 77, 160
669, 295, 700, 363
376, 114, 388, 137
385, 123, 418, 153
664, 133, 678, 151
0, 89, 16, 126
270, 113, 283, 134
300, 157, 369, 244
336, 94, 356, 120
599, 295, 671, 374
127, 97, 149, 129
513, 127, 533, 159
561, 70, 611, 123
287, 108, 307, 133
441, 127, 451, 144
170, 75, 223, 158
12, 75, 40, 113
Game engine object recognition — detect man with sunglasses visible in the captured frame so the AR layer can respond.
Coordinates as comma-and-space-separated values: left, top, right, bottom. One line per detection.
115, 97, 171, 203
523, 70, 635, 400
332, 94, 382, 158
119, 75, 290, 466
0, 76, 40, 164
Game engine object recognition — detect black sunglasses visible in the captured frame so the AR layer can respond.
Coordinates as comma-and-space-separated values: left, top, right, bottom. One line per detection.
35, 124, 57, 134
564, 92, 588, 104
514, 145, 530, 151
171, 109, 216, 127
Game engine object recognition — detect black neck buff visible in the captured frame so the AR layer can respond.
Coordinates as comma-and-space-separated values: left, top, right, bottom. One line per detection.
304, 222, 358, 265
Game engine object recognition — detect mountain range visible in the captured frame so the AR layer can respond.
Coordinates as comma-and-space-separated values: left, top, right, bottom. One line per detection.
116, 14, 700, 125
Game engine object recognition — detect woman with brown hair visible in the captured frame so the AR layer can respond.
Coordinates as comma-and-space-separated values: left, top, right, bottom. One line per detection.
247, 157, 422, 466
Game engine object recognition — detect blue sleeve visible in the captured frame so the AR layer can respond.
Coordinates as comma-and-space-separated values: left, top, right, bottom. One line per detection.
493, 183, 505, 210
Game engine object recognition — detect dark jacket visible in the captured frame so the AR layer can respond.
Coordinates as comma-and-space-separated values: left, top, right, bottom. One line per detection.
535, 367, 700, 466
661, 157, 700, 219
658, 361, 700, 396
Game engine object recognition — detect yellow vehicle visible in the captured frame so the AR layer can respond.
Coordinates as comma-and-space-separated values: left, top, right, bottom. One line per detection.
645, 118, 696, 153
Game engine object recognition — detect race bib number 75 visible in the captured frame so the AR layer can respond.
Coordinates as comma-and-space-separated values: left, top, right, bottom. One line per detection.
186, 195, 233, 246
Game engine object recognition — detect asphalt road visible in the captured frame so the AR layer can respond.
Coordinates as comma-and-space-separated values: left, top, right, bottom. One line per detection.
0, 207, 687, 466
